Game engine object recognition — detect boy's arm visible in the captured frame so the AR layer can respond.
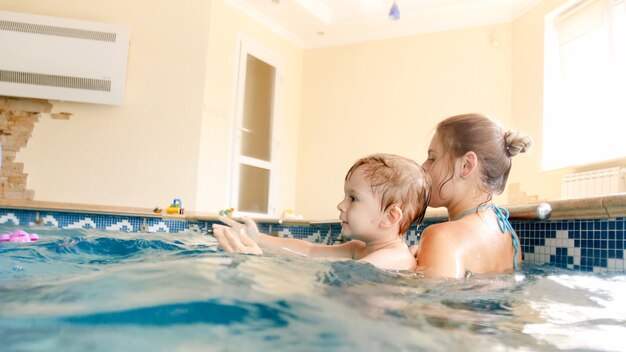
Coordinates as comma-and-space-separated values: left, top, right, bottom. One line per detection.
213, 216, 292, 251
213, 226, 263, 254
213, 216, 361, 259
257, 235, 362, 258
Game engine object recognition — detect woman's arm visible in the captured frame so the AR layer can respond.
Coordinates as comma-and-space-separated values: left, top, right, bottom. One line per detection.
415, 225, 464, 278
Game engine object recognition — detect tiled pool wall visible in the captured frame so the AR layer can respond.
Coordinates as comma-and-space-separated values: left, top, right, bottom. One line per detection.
1, 208, 624, 273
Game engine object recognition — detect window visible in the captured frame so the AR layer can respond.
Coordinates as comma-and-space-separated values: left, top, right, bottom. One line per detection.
543, 0, 625, 169
230, 39, 282, 216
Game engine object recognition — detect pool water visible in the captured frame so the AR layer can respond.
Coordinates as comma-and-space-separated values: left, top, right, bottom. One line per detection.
1, 225, 625, 351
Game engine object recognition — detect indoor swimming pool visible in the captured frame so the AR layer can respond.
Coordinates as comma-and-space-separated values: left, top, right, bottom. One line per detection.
1, 225, 625, 351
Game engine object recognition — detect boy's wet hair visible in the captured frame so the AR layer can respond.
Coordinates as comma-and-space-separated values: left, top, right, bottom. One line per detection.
345, 154, 431, 235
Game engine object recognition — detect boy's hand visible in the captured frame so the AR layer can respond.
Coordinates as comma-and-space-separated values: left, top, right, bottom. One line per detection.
214, 216, 260, 242
213, 226, 263, 255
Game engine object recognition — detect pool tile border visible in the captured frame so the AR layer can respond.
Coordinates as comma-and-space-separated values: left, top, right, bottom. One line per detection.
0, 208, 624, 273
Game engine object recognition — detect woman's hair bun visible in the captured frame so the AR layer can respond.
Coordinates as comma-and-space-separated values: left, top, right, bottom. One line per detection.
504, 130, 532, 157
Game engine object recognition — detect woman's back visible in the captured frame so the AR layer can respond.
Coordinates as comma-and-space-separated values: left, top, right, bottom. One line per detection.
417, 208, 521, 277
417, 113, 531, 278
454, 209, 520, 273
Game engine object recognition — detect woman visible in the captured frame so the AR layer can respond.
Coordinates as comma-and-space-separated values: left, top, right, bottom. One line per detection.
415, 113, 532, 278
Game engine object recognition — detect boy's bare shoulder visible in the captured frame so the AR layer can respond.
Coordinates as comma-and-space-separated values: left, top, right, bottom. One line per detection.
361, 244, 415, 271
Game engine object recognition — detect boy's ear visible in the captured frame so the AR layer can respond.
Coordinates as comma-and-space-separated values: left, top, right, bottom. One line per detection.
382, 205, 403, 228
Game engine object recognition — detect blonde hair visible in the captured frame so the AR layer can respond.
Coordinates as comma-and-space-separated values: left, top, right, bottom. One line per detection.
345, 154, 431, 234
435, 113, 532, 199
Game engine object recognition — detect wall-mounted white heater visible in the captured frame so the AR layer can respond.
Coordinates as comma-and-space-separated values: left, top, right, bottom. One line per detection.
0, 10, 131, 105
561, 167, 626, 199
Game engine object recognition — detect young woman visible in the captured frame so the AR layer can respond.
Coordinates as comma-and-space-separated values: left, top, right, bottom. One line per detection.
415, 113, 532, 278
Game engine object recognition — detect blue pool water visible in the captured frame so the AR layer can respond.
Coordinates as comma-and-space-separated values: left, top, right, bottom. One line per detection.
1, 225, 625, 351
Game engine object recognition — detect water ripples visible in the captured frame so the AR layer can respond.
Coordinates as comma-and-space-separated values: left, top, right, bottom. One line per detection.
1, 225, 625, 351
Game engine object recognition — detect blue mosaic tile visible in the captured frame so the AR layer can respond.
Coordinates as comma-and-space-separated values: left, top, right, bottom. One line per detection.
2, 207, 626, 273
270, 215, 626, 273
0, 208, 195, 234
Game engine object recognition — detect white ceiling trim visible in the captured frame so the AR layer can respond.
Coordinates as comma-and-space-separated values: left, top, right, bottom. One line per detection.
295, 0, 332, 24
224, 0, 546, 49
225, 0, 306, 48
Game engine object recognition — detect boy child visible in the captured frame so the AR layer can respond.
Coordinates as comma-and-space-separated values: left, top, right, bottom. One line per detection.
212, 153, 431, 271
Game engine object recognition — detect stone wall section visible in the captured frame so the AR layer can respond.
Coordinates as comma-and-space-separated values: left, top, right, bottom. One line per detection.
0, 96, 58, 200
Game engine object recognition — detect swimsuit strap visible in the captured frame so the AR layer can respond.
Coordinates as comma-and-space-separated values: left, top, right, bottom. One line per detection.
450, 205, 492, 221
492, 206, 520, 270
451, 205, 520, 270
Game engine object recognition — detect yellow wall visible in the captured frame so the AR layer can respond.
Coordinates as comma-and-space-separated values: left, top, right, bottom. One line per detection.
3, 0, 618, 219
0, 0, 303, 214
297, 24, 513, 219
1, 0, 211, 210
194, 0, 303, 214
509, 0, 567, 203
298, 0, 626, 219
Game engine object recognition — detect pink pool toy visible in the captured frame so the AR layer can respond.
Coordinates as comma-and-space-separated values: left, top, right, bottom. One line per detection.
0, 230, 39, 243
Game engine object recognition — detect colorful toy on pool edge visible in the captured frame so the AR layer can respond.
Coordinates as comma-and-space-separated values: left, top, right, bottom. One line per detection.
219, 208, 234, 217
166, 198, 184, 215
0, 230, 39, 243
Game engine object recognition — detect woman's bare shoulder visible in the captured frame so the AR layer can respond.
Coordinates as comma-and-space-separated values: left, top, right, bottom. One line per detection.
419, 224, 454, 249
421, 220, 463, 237
416, 223, 464, 278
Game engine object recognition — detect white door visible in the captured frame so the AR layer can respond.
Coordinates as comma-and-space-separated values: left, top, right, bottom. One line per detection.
230, 38, 282, 216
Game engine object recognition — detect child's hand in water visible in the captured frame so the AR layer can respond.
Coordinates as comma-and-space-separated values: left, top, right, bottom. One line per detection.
215, 216, 260, 242
213, 226, 263, 255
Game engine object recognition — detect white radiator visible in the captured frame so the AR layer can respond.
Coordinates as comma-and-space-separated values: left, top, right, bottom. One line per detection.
561, 167, 626, 199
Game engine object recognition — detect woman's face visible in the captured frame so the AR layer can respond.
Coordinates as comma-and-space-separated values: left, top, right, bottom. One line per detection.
423, 134, 454, 207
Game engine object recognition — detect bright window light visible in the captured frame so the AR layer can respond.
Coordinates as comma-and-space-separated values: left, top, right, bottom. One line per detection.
543, 0, 625, 170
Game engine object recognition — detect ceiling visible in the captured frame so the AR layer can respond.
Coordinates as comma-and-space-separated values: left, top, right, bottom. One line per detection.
226, 0, 543, 48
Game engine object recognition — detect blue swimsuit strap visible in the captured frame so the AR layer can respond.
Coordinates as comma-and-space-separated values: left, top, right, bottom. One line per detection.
451, 205, 520, 270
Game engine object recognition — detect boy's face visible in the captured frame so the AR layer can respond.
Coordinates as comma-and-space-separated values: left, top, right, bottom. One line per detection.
336, 167, 385, 240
